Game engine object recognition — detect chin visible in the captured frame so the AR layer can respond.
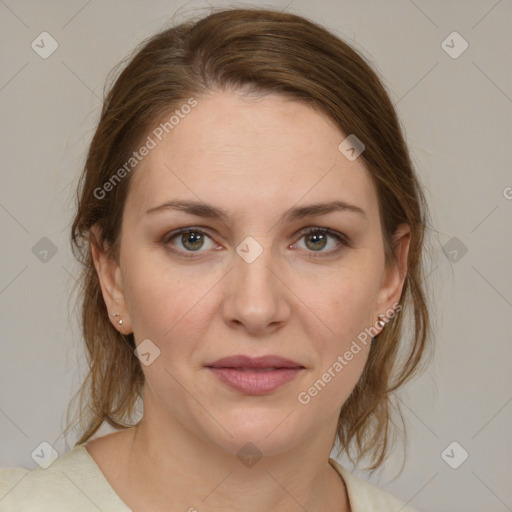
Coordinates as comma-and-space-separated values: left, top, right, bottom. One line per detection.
199, 407, 307, 458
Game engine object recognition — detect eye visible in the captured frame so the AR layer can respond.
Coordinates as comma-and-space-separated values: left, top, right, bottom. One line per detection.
292, 227, 349, 257
162, 226, 350, 259
162, 227, 218, 257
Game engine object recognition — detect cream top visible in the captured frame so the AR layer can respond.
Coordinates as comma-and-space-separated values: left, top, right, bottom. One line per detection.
0, 445, 417, 511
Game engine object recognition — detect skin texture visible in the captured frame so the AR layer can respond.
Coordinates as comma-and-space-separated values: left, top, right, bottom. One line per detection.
88, 90, 410, 512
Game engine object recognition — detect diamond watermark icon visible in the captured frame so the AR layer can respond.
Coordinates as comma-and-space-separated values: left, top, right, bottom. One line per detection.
134, 338, 161, 366
32, 237, 58, 263
31, 32, 59, 59
237, 442, 262, 468
442, 237, 468, 263
441, 31, 468, 59
338, 134, 365, 161
441, 441, 469, 469
31, 441, 59, 469
236, 236, 263, 264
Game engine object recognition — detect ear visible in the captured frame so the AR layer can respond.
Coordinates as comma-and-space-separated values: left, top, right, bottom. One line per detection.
374, 223, 411, 330
90, 224, 132, 334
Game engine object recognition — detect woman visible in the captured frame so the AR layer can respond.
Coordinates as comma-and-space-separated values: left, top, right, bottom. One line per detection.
0, 6, 432, 511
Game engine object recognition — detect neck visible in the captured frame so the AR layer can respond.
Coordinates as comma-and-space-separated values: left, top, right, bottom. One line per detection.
119, 404, 350, 511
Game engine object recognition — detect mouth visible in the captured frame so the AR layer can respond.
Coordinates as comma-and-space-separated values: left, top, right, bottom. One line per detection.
206, 355, 305, 395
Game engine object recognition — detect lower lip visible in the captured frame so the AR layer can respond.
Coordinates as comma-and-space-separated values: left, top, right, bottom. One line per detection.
207, 367, 304, 395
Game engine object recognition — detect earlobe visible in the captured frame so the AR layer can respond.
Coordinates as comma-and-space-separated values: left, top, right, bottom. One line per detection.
89, 225, 132, 334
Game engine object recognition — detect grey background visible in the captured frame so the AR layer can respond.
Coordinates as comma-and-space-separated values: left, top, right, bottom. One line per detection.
1, 1, 511, 511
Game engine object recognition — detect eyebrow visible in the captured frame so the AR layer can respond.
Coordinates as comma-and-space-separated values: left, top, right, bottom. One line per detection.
145, 199, 367, 223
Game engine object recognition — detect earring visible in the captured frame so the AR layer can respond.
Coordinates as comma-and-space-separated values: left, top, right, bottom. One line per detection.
372, 314, 387, 343
377, 314, 386, 328
111, 312, 123, 325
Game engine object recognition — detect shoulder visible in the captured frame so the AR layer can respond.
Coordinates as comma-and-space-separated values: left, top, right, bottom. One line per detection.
0, 445, 131, 512
329, 458, 419, 512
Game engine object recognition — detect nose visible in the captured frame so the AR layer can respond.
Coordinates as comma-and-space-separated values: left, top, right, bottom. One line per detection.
222, 240, 291, 336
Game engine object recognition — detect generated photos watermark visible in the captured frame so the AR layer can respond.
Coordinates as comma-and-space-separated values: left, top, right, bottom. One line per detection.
93, 97, 198, 200
297, 302, 402, 405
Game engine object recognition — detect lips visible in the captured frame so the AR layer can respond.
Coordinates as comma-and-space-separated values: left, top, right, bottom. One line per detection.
206, 355, 305, 395
206, 355, 304, 370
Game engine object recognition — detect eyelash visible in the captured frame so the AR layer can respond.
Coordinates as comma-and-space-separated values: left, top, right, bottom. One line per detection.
162, 226, 351, 259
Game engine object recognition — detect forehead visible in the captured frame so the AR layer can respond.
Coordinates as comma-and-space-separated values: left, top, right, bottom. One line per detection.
126, 91, 378, 222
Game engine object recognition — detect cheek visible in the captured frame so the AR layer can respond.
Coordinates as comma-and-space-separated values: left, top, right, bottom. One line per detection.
122, 250, 217, 346
299, 282, 373, 413
295, 266, 378, 405
302, 264, 380, 343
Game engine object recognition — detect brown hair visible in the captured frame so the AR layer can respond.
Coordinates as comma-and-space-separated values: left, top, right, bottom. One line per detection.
66, 6, 434, 472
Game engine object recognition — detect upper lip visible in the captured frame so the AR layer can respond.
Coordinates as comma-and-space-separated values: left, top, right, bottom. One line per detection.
206, 355, 304, 369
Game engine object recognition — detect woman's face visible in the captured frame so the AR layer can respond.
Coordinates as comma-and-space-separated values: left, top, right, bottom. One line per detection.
94, 90, 409, 457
